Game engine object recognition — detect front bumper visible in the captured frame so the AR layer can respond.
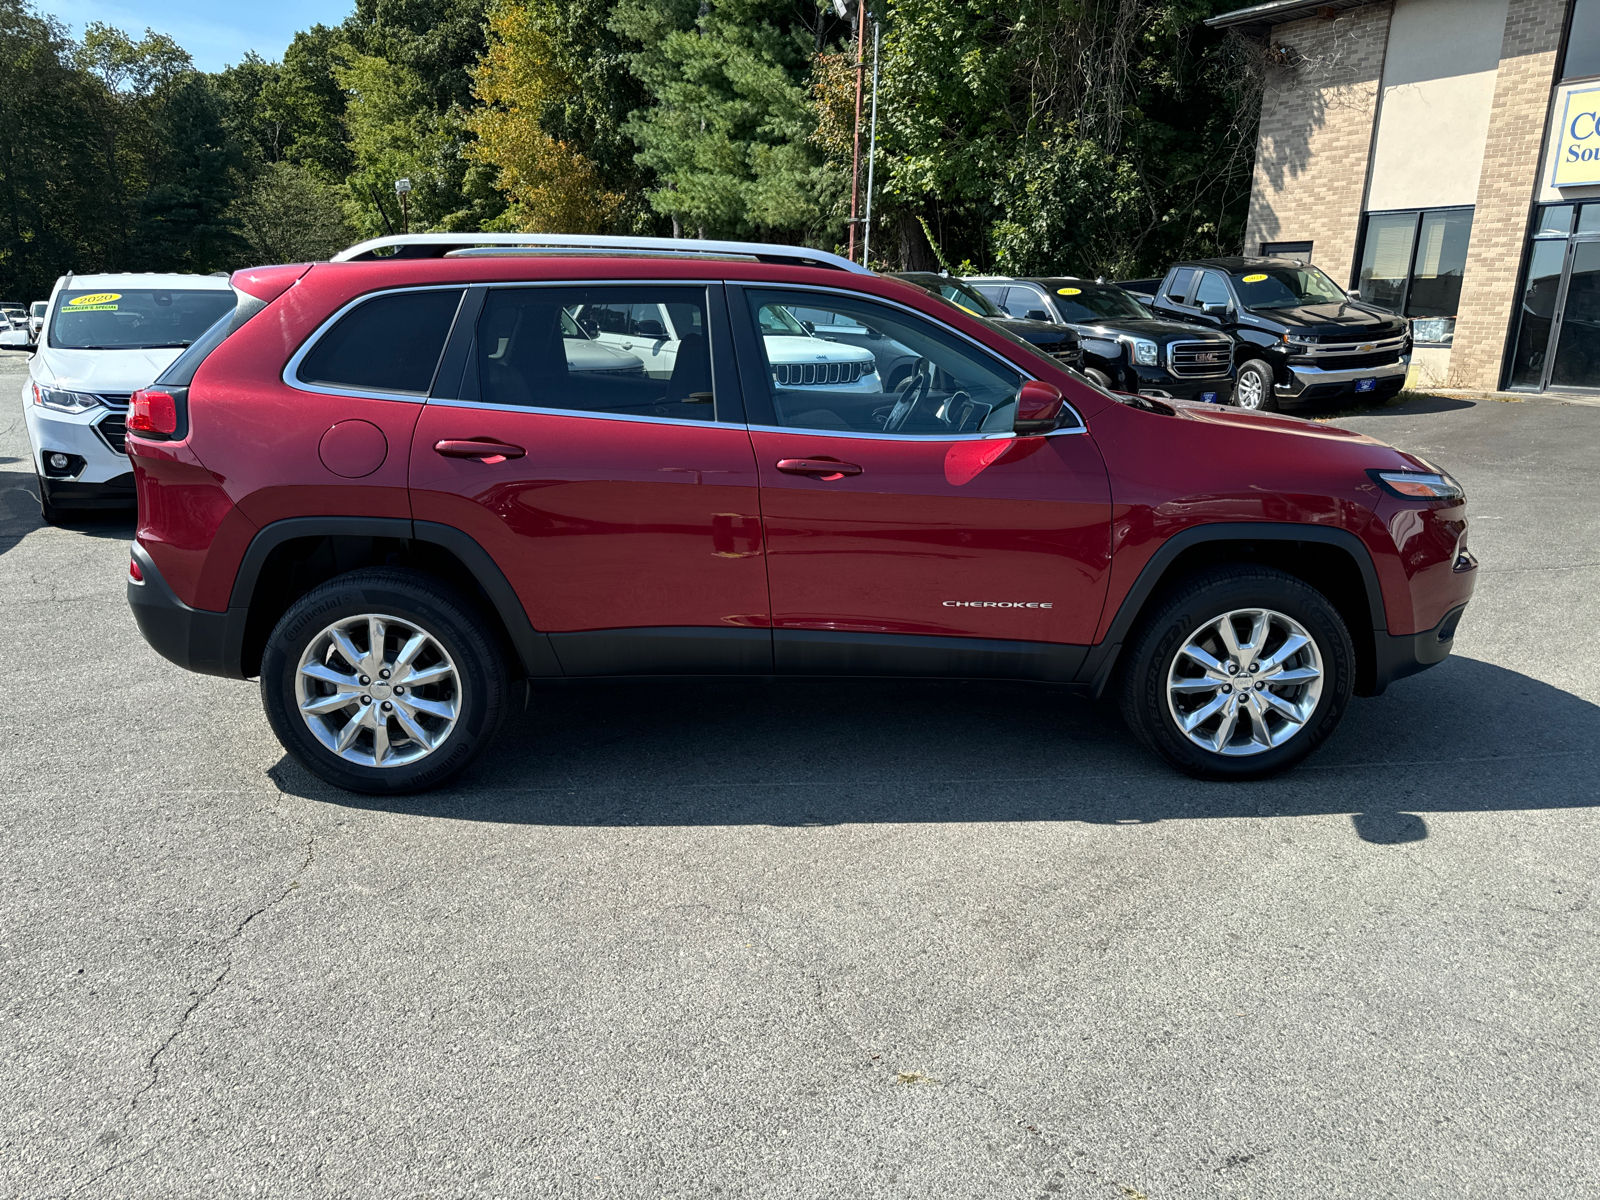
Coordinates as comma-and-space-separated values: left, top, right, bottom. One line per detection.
1277, 357, 1408, 401
128, 541, 249, 679
1366, 602, 1468, 696
23, 397, 133, 494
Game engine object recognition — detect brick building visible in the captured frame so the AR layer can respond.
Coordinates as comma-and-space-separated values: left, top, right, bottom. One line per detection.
1211, 0, 1600, 392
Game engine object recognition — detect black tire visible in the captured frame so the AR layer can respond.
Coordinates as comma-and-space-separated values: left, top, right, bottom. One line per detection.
261, 568, 508, 794
1231, 359, 1279, 411
1083, 367, 1115, 390
1117, 566, 1354, 780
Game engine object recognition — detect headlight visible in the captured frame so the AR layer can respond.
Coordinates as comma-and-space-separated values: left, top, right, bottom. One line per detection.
33, 383, 102, 413
1369, 469, 1464, 500
1130, 338, 1158, 366
1284, 333, 1317, 347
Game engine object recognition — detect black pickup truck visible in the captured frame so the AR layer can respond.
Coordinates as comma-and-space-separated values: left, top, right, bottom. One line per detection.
1146, 257, 1410, 411
965, 275, 1236, 403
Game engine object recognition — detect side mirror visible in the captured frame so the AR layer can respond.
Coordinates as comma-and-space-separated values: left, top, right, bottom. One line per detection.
0, 330, 35, 351
1013, 380, 1065, 436
1025, 309, 1049, 322
801, 321, 815, 333
1201, 302, 1230, 317
1347, 289, 1361, 301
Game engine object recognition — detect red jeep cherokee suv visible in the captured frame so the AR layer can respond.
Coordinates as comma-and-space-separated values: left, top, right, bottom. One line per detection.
123, 234, 1475, 794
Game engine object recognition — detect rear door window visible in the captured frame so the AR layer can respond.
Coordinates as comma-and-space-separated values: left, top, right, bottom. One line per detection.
1165, 268, 1197, 306
476, 285, 719, 422
296, 288, 465, 395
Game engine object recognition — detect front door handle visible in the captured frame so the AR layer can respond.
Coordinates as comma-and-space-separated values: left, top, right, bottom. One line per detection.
435, 438, 526, 463
775, 458, 862, 479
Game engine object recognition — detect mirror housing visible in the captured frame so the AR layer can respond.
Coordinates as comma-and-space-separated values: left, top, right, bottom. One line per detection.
1025, 309, 1049, 322
1013, 380, 1065, 436
0, 329, 35, 351
1346, 288, 1361, 301
1201, 302, 1230, 317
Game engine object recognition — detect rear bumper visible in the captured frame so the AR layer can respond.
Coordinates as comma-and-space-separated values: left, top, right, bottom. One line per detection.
1366, 602, 1468, 696
128, 542, 249, 679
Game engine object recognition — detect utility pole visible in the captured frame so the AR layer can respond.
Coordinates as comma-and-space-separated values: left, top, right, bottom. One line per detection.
837, 0, 867, 264
862, 16, 881, 268
394, 178, 412, 235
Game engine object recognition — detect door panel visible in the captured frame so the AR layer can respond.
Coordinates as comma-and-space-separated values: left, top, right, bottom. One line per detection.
1549, 241, 1600, 390
751, 429, 1113, 646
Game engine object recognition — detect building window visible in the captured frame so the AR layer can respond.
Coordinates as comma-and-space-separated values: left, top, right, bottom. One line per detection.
1355, 208, 1474, 344
1561, 0, 1600, 81
1261, 241, 1312, 262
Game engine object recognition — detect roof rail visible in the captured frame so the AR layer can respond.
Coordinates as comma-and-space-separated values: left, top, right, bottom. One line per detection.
331, 232, 872, 275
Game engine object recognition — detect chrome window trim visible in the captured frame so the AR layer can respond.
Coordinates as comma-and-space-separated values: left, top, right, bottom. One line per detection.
426, 396, 724, 431
734, 280, 1088, 434
281, 283, 468, 403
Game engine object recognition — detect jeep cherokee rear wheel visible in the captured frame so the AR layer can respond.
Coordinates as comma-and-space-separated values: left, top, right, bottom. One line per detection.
261, 569, 507, 794
1118, 566, 1354, 779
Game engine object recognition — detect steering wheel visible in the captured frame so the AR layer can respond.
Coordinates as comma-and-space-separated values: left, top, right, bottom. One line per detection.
881, 359, 932, 433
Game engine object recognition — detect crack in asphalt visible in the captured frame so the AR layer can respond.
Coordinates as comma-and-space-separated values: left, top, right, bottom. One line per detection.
121, 836, 316, 1122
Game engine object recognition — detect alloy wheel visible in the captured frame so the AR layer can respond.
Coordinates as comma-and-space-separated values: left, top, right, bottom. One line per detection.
1235, 369, 1265, 409
294, 613, 461, 768
1165, 607, 1323, 756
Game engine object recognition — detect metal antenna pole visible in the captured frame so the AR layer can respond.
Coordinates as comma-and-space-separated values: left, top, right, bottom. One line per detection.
862, 17, 881, 267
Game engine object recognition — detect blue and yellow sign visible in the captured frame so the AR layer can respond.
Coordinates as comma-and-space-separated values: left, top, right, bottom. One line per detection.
1552, 84, 1600, 189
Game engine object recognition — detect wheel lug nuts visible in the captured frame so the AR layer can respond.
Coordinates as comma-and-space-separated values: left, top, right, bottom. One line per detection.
1221, 684, 1232, 694
360, 675, 370, 686
380, 669, 391, 679
394, 686, 404, 695
381, 701, 393, 711
1227, 663, 1238, 674
361, 695, 371, 704
1255, 681, 1265, 690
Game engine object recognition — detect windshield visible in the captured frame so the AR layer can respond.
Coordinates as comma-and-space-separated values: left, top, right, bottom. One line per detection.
1044, 284, 1152, 321
1229, 266, 1347, 310
50, 288, 238, 350
756, 304, 810, 337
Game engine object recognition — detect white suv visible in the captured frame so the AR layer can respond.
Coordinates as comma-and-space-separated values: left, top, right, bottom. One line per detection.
20, 273, 236, 522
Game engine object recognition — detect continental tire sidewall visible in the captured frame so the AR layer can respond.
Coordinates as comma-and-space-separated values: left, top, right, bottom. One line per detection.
261, 570, 507, 795
1120, 568, 1355, 779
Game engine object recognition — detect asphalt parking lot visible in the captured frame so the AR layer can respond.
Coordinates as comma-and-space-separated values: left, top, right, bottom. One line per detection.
2, 348, 1597, 1199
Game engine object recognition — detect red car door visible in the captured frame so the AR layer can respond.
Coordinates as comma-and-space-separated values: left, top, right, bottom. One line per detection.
729, 285, 1112, 680
409, 283, 770, 675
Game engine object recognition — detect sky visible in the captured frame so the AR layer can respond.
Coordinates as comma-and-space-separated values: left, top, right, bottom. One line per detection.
42, 0, 349, 72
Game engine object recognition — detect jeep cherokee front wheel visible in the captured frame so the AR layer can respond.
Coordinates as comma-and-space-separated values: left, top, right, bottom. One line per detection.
1118, 566, 1354, 779
261, 569, 508, 794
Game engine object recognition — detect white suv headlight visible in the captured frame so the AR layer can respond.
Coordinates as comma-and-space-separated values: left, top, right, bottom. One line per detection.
33, 383, 102, 413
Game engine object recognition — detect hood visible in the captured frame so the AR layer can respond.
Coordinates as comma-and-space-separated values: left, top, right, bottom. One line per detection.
1168, 397, 1405, 453
991, 316, 1078, 346
36, 345, 183, 393
1070, 317, 1230, 343
764, 335, 875, 365
564, 339, 643, 373
1253, 303, 1406, 338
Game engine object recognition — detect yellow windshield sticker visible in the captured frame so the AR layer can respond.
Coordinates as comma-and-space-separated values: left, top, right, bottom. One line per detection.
68, 293, 121, 307
1057, 287, 1082, 295
1241, 273, 1268, 283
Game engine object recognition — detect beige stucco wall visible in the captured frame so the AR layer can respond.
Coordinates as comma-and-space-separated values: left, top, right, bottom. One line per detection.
1242, 4, 1395, 284
1451, 0, 1570, 389
1365, 0, 1509, 210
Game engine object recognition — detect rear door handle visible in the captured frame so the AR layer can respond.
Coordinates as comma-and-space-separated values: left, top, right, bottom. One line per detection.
434, 438, 526, 463
775, 458, 862, 478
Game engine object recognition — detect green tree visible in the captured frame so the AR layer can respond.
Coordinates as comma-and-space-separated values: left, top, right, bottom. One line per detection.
611, 0, 839, 240
233, 160, 354, 262
134, 72, 248, 271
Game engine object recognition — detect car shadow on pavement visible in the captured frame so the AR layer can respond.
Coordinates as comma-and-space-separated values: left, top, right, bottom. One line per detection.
0, 476, 134, 556
269, 654, 1599, 843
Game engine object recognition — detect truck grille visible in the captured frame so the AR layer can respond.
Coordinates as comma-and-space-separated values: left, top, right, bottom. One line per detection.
1168, 342, 1232, 378
95, 413, 128, 455
773, 360, 870, 386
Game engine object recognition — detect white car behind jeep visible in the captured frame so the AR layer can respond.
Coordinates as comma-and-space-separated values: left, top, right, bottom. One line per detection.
12, 273, 235, 523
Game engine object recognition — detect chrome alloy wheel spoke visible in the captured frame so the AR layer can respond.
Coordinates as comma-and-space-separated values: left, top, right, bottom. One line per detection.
1166, 607, 1324, 757
294, 613, 462, 769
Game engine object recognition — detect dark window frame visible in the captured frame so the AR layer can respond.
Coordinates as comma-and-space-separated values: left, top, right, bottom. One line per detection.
289, 285, 468, 399
1352, 206, 1475, 343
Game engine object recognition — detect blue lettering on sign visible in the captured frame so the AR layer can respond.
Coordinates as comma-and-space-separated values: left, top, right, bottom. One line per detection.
1573, 112, 1597, 140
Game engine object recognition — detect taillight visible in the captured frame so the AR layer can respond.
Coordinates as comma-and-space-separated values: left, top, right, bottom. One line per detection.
129, 555, 144, 583
128, 389, 178, 435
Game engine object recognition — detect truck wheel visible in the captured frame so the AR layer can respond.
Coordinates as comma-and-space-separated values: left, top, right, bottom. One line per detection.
261, 568, 508, 795
1083, 367, 1115, 390
1118, 566, 1354, 780
1232, 360, 1278, 411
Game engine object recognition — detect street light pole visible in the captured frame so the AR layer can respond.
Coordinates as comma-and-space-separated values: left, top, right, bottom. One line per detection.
862, 17, 881, 268
394, 178, 412, 235
842, 0, 867, 263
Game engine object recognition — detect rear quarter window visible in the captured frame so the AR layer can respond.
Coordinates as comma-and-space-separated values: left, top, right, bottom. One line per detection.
296, 289, 465, 395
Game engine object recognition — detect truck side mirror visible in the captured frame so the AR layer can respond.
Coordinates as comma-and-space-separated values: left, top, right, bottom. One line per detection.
1013, 380, 1065, 436
1025, 309, 1049, 322
1347, 289, 1361, 301
1201, 302, 1231, 317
